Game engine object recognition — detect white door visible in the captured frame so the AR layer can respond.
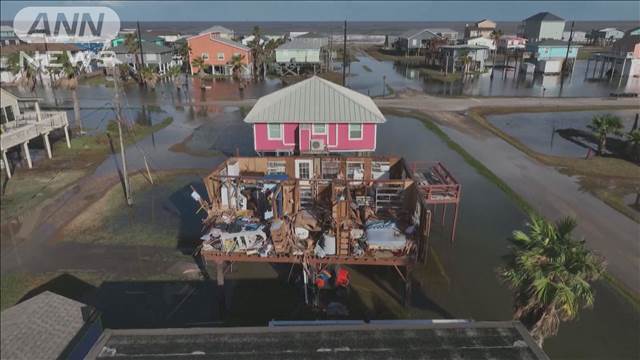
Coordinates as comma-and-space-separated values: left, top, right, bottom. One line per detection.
295, 159, 313, 180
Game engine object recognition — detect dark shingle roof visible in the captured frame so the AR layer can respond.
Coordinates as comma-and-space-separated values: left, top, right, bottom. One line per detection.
87, 321, 549, 360
111, 41, 173, 55
1, 291, 88, 360
524, 12, 564, 22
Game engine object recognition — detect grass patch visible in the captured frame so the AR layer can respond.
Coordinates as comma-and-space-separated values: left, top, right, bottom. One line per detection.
577, 46, 608, 60
0, 271, 106, 311
62, 171, 202, 248
571, 174, 640, 223
1, 169, 87, 222
363, 45, 406, 62
53, 116, 173, 159
381, 107, 537, 216
419, 68, 462, 83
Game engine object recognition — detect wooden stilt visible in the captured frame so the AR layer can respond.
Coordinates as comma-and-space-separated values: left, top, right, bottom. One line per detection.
22, 141, 32, 169
451, 202, 459, 243
2, 150, 11, 179
441, 203, 447, 226
42, 132, 52, 159
403, 266, 413, 308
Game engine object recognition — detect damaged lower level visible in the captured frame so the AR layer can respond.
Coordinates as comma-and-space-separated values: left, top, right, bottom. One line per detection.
194, 155, 461, 305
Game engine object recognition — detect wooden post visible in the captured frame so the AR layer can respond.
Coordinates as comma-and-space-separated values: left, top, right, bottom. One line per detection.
585, 58, 590, 78
403, 266, 413, 308
143, 155, 154, 184
42, 132, 52, 159
618, 57, 628, 88
22, 141, 32, 168
63, 125, 71, 148
2, 150, 11, 179
116, 121, 132, 206
610, 58, 616, 82
592, 58, 598, 78
34, 102, 42, 122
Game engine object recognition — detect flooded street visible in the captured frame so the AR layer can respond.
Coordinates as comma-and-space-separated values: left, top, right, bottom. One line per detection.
487, 109, 638, 157
1, 75, 639, 359
347, 52, 640, 98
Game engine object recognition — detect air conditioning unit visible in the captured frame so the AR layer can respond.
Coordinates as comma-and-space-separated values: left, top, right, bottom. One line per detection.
310, 139, 326, 152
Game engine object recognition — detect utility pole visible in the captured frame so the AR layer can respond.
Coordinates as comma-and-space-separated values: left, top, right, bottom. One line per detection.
342, 20, 347, 87
136, 20, 146, 86
112, 67, 133, 206
563, 21, 574, 75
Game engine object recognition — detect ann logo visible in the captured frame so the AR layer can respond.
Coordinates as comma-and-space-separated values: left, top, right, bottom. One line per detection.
28, 12, 105, 37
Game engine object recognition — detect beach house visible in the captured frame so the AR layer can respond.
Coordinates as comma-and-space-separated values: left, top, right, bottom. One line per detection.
187, 32, 253, 77
244, 76, 385, 155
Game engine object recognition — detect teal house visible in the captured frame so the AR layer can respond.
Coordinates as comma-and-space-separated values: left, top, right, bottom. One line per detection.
526, 39, 579, 60
111, 34, 165, 48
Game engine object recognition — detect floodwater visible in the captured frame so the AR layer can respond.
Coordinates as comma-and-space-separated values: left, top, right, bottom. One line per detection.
347, 52, 640, 98
3, 77, 639, 358
487, 109, 639, 157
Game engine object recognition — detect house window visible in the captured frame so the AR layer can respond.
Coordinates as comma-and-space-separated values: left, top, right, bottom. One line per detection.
347, 162, 364, 180
267, 160, 286, 175
298, 162, 310, 179
4, 106, 15, 123
348, 124, 362, 140
201, 52, 209, 60
321, 159, 340, 179
412, 39, 417, 46
233, 52, 241, 58
217, 52, 225, 60
268, 123, 282, 139
313, 123, 327, 134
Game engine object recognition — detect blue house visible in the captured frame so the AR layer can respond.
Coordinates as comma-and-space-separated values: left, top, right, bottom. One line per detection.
526, 39, 580, 74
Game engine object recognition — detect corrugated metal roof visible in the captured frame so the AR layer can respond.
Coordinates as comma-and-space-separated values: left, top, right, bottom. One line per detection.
199, 25, 234, 35
278, 38, 327, 50
244, 76, 386, 124
398, 29, 438, 39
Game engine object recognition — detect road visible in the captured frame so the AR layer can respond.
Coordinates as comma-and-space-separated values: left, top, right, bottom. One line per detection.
372, 95, 640, 295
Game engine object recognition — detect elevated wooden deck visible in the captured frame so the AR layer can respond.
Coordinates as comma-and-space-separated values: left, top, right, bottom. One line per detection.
1, 110, 70, 178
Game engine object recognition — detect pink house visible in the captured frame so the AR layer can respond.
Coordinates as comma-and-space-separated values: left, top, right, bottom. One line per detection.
497, 35, 527, 52
244, 76, 386, 155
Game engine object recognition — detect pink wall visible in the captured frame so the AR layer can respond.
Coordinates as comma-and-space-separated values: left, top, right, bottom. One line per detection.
253, 123, 377, 152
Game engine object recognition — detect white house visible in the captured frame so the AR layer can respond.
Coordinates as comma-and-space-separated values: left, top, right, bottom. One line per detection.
520, 12, 565, 42
466, 36, 495, 51
562, 31, 587, 44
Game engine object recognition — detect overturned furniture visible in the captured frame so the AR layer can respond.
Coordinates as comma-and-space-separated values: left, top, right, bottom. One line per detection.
195, 155, 461, 305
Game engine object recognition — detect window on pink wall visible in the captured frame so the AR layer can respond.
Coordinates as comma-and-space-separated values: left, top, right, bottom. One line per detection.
313, 123, 327, 134
268, 123, 282, 139
348, 124, 363, 140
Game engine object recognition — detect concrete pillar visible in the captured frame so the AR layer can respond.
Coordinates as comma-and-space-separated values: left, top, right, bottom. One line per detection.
63, 125, 71, 148
42, 132, 52, 159
2, 150, 11, 179
22, 141, 32, 168
35, 102, 42, 122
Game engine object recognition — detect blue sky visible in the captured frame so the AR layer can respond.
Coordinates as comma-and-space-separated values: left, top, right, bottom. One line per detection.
2, 1, 639, 21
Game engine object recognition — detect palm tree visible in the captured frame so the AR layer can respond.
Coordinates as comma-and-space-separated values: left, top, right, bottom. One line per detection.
124, 33, 141, 69
457, 49, 471, 74
490, 29, 503, 66
55, 52, 82, 132
190, 56, 206, 77
625, 129, 640, 162
177, 41, 192, 74
229, 54, 246, 80
167, 65, 183, 89
248, 26, 264, 80
587, 114, 624, 155
500, 214, 605, 347
139, 66, 159, 89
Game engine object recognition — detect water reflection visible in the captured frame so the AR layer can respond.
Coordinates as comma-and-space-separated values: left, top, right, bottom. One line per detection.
347, 52, 640, 97
487, 110, 637, 158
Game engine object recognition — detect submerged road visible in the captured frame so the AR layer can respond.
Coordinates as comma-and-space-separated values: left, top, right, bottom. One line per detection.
373, 95, 640, 296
